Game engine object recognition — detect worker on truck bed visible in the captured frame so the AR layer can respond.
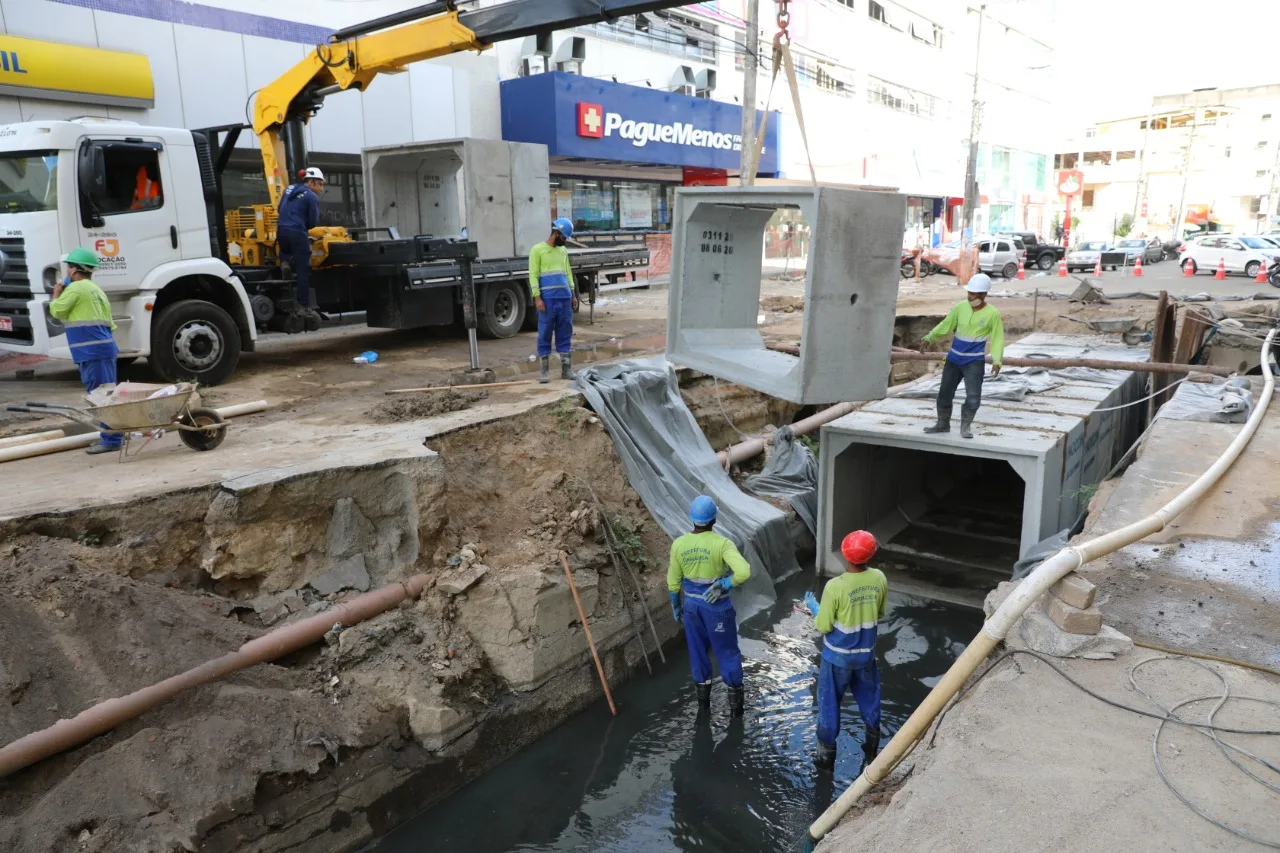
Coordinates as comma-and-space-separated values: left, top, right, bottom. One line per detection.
529, 218, 579, 383
921, 273, 1004, 439
277, 167, 325, 324
668, 496, 751, 717
803, 530, 887, 770
48, 248, 121, 455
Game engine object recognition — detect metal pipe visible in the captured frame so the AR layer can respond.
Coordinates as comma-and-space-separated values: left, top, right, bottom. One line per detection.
560, 551, 617, 716
0, 574, 433, 778
891, 351, 1235, 377
807, 329, 1276, 843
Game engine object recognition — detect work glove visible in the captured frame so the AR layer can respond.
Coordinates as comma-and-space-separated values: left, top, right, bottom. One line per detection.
803, 591, 820, 617
702, 576, 733, 604
669, 592, 682, 622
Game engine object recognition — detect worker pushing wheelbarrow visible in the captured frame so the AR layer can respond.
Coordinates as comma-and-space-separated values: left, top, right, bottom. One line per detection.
6, 383, 227, 459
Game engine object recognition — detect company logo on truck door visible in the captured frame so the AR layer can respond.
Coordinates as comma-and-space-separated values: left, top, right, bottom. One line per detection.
576, 102, 741, 151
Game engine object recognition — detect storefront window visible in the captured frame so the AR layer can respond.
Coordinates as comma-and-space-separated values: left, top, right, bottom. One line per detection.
550, 177, 675, 232
988, 203, 1014, 231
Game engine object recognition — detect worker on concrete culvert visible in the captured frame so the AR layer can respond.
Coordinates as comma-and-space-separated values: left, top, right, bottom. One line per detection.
529, 218, 580, 383
47, 248, 122, 455
921, 273, 1005, 439
667, 496, 752, 716
276, 167, 325, 325
803, 530, 887, 770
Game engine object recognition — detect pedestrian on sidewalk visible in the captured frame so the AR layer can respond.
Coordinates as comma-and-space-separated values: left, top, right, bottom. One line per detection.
667, 496, 752, 716
277, 167, 325, 327
920, 273, 1004, 439
529, 218, 580, 383
47, 247, 122, 455
803, 530, 887, 770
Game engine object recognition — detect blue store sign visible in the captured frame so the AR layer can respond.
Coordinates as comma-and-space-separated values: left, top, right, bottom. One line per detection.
501, 72, 781, 175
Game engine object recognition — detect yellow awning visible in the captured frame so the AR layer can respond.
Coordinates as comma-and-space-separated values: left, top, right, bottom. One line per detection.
0, 35, 153, 109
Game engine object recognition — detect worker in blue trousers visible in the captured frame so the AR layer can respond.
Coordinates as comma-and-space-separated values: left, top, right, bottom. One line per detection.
803, 530, 887, 770
667, 496, 752, 716
528, 218, 580, 383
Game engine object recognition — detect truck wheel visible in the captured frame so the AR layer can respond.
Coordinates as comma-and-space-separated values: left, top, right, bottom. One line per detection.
477, 281, 526, 339
1036, 253, 1055, 271
151, 300, 242, 385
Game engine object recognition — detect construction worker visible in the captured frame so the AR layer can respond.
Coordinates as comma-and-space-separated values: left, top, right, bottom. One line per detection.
803, 530, 887, 770
920, 273, 1004, 439
667, 496, 752, 716
47, 248, 121, 455
277, 167, 325, 323
529, 218, 579, 383
130, 164, 161, 210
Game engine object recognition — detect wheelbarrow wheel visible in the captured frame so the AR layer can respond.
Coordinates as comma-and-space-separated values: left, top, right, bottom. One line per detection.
179, 407, 226, 452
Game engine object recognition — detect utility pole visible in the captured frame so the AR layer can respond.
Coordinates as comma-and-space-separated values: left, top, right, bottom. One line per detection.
1131, 101, 1153, 227
739, 0, 759, 186
1174, 110, 1203, 242
960, 4, 986, 270
1263, 136, 1280, 234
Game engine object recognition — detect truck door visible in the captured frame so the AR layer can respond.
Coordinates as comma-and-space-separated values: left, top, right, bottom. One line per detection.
74, 139, 180, 297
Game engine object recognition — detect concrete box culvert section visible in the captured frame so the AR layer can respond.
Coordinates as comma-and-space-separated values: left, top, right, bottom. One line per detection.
818, 334, 1151, 590
665, 186, 905, 404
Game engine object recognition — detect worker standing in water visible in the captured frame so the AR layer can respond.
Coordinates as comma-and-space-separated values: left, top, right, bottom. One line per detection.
668, 496, 752, 716
528, 218, 580, 383
920, 273, 1004, 439
47, 248, 122, 455
803, 530, 887, 770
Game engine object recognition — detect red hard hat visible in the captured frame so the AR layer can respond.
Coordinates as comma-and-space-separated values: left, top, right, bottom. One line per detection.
841, 530, 878, 565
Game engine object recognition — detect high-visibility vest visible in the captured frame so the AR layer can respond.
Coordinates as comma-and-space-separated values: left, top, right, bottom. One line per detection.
131, 167, 160, 209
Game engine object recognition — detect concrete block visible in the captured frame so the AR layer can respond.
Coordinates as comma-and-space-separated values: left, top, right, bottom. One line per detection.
1018, 605, 1133, 659
310, 554, 371, 596
1044, 594, 1102, 635
437, 562, 488, 595
1050, 573, 1097, 610
666, 186, 905, 404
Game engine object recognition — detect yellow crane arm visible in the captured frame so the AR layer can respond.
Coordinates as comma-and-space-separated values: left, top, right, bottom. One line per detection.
252, 10, 485, 206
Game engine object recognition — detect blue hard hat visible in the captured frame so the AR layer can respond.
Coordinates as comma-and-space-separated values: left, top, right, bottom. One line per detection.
552, 218, 574, 240
689, 495, 718, 525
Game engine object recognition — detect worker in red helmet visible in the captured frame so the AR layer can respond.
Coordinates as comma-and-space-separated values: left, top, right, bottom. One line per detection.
802, 530, 888, 770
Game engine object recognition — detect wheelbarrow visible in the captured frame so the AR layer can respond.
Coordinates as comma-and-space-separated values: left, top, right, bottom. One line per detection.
7, 383, 227, 457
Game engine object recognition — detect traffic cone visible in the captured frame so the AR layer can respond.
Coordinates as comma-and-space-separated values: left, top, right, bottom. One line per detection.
1183, 259, 1195, 277
1132, 254, 1144, 277
1256, 260, 1270, 284
1214, 258, 1227, 280
1093, 257, 1103, 277
1057, 258, 1067, 277
1017, 257, 1026, 280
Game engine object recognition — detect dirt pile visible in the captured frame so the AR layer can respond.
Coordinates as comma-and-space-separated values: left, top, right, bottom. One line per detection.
366, 390, 489, 424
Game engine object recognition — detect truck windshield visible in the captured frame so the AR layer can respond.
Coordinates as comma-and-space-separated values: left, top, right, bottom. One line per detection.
0, 151, 58, 213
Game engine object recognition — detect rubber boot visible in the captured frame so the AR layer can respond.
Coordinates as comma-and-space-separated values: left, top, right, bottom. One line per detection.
960, 411, 975, 440
695, 682, 712, 710
560, 352, 577, 380
728, 686, 745, 718
923, 405, 951, 434
85, 440, 117, 455
538, 356, 550, 384
815, 741, 837, 771
863, 727, 881, 761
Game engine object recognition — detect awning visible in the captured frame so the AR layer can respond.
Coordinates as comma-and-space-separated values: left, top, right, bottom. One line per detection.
0, 35, 153, 109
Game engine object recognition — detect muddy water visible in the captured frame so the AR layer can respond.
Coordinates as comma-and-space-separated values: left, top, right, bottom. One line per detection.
369, 572, 983, 853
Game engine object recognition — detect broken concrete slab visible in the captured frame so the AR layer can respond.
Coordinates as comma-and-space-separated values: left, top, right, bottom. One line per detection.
327, 497, 376, 561
310, 554, 371, 596
1044, 594, 1102, 635
1019, 606, 1133, 658
438, 563, 488, 595
1050, 573, 1097, 610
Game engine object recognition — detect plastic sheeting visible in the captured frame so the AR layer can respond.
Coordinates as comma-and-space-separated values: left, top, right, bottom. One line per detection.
575, 359, 797, 619
1156, 377, 1254, 424
743, 426, 818, 535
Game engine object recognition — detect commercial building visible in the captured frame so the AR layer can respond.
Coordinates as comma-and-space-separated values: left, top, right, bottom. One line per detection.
1056, 84, 1280, 240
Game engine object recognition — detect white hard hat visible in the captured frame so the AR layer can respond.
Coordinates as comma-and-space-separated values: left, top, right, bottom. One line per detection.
301, 167, 326, 182
965, 273, 992, 294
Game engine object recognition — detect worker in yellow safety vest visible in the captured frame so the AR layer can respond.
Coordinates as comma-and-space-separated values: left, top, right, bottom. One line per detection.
921, 273, 1005, 439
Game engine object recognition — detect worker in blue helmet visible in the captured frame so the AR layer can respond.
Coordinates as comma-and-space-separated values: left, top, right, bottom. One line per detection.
667, 495, 752, 716
528, 218, 580, 383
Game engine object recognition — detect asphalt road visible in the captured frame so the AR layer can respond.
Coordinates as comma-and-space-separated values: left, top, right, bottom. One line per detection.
1007, 255, 1280, 298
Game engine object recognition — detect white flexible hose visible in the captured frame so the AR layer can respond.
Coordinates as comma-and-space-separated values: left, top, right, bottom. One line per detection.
808, 329, 1276, 843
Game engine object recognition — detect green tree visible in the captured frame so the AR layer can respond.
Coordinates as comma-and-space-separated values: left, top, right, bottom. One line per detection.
1115, 213, 1134, 238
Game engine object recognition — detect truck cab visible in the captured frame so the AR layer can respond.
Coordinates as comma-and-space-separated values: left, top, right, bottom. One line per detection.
0, 119, 255, 383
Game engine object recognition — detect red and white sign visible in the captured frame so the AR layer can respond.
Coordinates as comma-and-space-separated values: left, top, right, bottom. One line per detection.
0, 316, 12, 332
577, 102, 604, 138
1056, 169, 1084, 198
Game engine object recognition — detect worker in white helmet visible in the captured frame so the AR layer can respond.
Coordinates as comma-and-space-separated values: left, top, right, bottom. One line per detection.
277, 166, 326, 325
920, 273, 1005, 439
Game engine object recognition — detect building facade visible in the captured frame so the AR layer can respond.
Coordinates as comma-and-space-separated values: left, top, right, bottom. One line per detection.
1056, 84, 1280, 241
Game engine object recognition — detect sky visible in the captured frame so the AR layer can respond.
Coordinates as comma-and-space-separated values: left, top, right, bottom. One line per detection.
1052, 0, 1280, 126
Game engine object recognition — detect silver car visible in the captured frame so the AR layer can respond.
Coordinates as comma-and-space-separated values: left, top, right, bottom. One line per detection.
976, 236, 1022, 279
1066, 241, 1111, 273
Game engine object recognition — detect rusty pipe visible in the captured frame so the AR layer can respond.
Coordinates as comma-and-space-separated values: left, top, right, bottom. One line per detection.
0, 574, 433, 778
891, 351, 1235, 376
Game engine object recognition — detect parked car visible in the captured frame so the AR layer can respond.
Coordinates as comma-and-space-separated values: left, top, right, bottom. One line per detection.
1066, 241, 1111, 273
1181, 234, 1280, 278
1113, 238, 1162, 265
976, 236, 1022, 279
994, 230, 1066, 270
